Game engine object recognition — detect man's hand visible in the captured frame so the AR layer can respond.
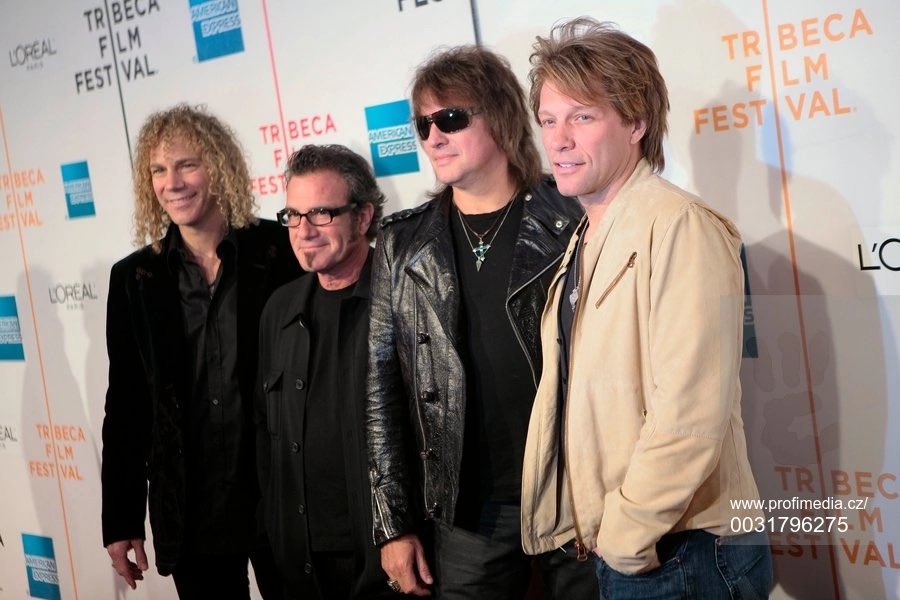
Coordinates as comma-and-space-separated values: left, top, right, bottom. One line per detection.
106, 538, 148, 590
381, 533, 433, 596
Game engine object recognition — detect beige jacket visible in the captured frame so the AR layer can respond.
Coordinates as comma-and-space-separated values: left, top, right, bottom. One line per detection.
520, 160, 762, 574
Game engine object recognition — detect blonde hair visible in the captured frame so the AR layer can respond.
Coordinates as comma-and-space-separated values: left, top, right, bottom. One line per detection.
529, 18, 670, 172
132, 104, 257, 252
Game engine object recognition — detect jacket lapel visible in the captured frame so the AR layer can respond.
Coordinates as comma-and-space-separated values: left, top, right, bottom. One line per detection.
277, 272, 317, 331
509, 187, 580, 295
134, 248, 185, 389
403, 195, 460, 343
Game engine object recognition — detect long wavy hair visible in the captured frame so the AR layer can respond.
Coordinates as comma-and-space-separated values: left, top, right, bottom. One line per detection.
132, 104, 257, 252
411, 45, 543, 197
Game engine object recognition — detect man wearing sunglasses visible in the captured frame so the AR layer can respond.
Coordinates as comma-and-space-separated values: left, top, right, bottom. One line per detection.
366, 47, 594, 598
102, 104, 298, 598
256, 144, 392, 599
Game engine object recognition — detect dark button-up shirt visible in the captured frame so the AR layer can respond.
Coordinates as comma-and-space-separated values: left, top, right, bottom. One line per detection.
168, 229, 253, 553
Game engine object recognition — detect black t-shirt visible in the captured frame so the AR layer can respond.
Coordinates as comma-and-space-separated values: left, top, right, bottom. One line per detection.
558, 233, 584, 404
450, 196, 535, 518
304, 280, 354, 551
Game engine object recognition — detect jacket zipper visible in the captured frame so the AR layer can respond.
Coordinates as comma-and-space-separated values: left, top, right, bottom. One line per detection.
564, 249, 638, 561
563, 236, 589, 561
506, 253, 565, 388
411, 298, 432, 514
373, 482, 394, 538
595, 252, 637, 308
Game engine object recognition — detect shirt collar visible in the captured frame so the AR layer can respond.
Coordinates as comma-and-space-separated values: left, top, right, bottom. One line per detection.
164, 225, 237, 271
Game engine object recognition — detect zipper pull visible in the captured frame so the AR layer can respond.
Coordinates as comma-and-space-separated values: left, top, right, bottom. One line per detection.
575, 540, 588, 561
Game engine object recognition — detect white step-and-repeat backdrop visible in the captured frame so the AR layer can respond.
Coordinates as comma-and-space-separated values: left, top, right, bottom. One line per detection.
1, 1, 898, 598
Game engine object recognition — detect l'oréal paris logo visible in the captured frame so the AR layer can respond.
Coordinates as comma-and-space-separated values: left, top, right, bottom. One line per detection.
9, 39, 57, 71
857, 238, 900, 272
0, 424, 18, 450
48, 282, 99, 310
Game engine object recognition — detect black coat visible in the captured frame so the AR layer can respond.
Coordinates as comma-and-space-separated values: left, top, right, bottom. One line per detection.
255, 252, 389, 599
101, 220, 300, 574
366, 180, 583, 543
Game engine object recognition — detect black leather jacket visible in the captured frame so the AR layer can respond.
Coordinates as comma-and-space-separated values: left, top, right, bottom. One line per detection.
366, 180, 582, 543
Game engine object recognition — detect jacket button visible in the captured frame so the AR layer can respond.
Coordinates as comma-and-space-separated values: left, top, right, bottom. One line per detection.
419, 390, 436, 403
262, 381, 269, 392
304, 562, 313, 574
428, 503, 442, 518
419, 448, 436, 460
211, 398, 219, 406
290, 442, 300, 453
295, 378, 305, 390
298, 504, 306, 515
416, 332, 430, 344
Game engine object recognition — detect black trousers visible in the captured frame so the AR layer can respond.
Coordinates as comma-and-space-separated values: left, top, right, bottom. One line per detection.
172, 544, 283, 600
432, 502, 597, 599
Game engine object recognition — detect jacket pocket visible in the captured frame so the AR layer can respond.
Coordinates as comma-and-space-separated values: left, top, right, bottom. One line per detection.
595, 251, 637, 308
262, 370, 285, 436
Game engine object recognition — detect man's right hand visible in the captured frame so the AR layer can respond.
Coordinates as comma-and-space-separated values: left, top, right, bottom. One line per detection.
106, 538, 149, 590
380, 533, 433, 596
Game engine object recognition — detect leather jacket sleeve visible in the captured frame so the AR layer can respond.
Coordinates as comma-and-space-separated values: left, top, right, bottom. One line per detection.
365, 229, 420, 544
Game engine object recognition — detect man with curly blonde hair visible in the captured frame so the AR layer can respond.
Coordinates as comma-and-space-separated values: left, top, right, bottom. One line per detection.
101, 104, 299, 599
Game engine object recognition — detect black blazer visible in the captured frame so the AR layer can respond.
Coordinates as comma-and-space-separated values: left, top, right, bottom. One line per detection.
100, 219, 300, 574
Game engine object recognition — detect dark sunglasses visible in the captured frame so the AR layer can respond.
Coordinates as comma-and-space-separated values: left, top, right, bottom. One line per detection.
414, 107, 481, 140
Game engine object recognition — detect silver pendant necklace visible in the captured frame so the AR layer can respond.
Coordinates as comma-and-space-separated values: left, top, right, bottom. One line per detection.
569, 236, 584, 311
456, 195, 516, 271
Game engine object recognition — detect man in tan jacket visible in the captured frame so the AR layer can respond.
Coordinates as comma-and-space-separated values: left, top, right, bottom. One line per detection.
520, 18, 772, 599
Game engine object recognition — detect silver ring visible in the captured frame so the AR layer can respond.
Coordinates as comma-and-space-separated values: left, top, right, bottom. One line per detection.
387, 579, 402, 593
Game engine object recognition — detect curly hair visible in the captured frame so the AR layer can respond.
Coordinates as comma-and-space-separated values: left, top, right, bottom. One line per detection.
411, 45, 542, 195
529, 18, 670, 173
132, 104, 257, 252
284, 144, 386, 241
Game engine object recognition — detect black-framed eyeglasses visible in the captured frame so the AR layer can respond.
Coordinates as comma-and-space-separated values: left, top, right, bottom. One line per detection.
414, 107, 481, 140
276, 203, 357, 227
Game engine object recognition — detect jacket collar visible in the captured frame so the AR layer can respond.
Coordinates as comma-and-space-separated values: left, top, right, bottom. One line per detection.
401, 182, 579, 297
403, 190, 457, 288
407, 190, 453, 270
278, 248, 373, 329
509, 182, 580, 293
163, 224, 237, 273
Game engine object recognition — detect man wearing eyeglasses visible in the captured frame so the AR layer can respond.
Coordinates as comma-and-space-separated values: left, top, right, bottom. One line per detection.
102, 104, 298, 599
366, 47, 594, 598
256, 144, 392, 599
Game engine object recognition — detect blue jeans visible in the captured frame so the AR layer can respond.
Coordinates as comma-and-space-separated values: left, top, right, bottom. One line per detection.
594, 530, 772, 600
